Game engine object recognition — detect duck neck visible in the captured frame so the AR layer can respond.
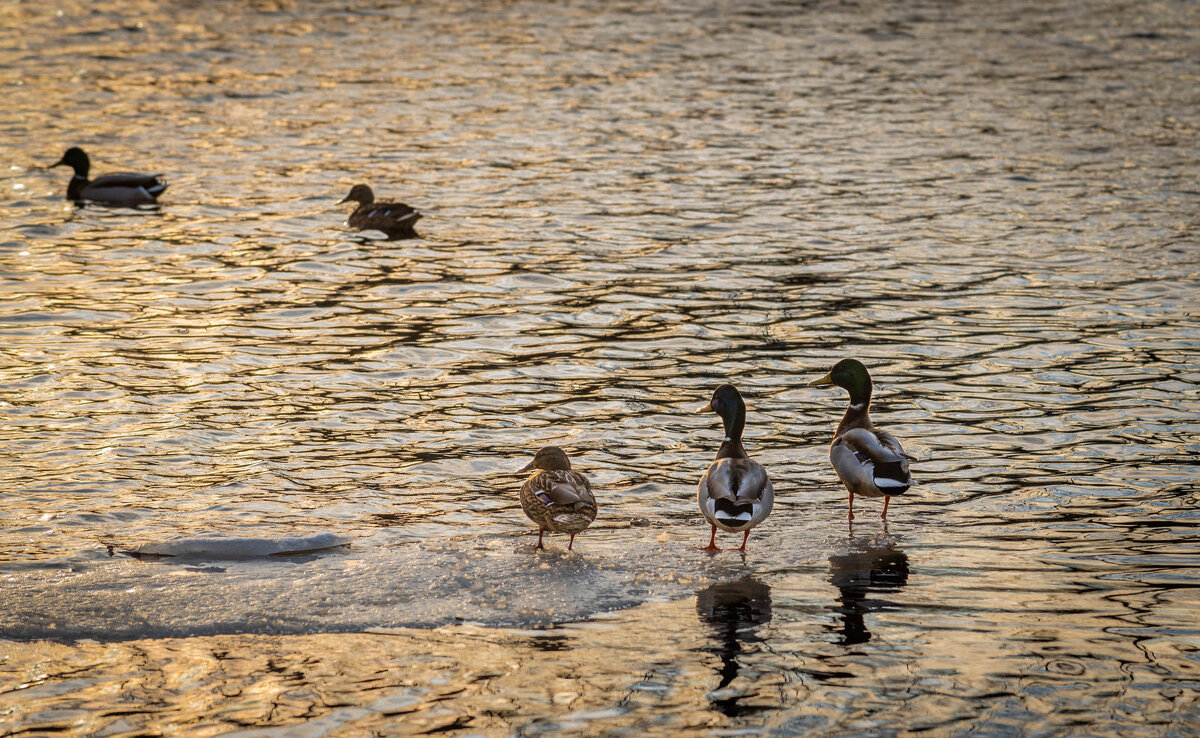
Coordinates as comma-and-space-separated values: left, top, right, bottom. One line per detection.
66, 176, 88, 201
836, 383, 873, 436
716, 408, 747, 460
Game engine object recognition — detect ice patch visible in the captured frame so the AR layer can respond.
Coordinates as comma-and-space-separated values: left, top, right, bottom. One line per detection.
0, 531, 783, 641
131, 533, 351, 559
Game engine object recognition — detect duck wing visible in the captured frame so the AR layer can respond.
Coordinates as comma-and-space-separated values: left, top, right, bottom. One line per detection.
525, 471, 596, 513
349, 201, 421, 237
699, 458, 774, 530
832, 427, 912, 495
91, 172, 165, 188
83, 173, 167, 203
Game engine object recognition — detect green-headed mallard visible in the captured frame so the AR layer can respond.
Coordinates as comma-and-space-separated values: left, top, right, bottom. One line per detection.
517, 446, 597, 551
50, 147, 167, 205
810, 359, 913, 519
339, 184, 421, 239
696, 384, 774, 551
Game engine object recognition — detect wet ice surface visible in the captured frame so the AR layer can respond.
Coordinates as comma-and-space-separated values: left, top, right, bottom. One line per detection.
3, 0, 1200, 733
2, 530, 771, 640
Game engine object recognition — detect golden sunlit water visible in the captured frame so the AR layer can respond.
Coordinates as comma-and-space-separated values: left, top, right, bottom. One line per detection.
2, 0, 1199, 734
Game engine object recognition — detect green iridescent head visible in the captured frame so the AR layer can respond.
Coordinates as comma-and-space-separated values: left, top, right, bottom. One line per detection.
698, 383, 747, 441
810, 358, 873, 405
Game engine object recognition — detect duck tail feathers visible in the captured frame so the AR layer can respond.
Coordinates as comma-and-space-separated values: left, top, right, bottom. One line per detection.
713, 498, 755, 527
873, 460, 911, 494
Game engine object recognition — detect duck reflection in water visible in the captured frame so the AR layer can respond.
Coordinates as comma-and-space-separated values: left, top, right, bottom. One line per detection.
695, 576, 772, 717
828, 536, 909, 646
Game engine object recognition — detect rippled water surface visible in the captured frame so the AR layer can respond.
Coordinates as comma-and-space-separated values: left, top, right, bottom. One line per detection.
2, 0, 1199, 734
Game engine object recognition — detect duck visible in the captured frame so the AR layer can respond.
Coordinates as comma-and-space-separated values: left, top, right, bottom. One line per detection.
50, 147, 167, 205
696, 384, 774, 551
516, 446, 597, 551
339, 184, 421, 239
810, 359, 914, 520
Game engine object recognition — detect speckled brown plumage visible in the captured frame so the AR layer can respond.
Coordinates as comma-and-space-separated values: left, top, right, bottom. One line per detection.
516, 446, 597, 551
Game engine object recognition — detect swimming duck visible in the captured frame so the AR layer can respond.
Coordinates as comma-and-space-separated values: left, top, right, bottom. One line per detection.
339, 184, 421, 239
50, 147, 167, 205
810, 359, 913, 519
517, 446, 597, 551
696, 384, 774, 551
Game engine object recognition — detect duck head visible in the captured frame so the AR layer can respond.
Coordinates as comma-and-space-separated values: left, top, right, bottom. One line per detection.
51, 147, 90, 176
339, 184, 375, 206
810, 358, 873, 405
517, 446, 572, 473
697, 383, 746, 442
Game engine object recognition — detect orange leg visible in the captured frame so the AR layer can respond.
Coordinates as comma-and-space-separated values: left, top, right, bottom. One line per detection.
735, 529, 750, 551
701, 524, 720, 551
568, 534, 576, 551
881, 496, 891, 519
848, 491, 856, 520
535, 528, 545, 550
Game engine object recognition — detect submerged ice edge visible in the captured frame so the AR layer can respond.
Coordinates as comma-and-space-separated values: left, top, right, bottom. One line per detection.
130, 533, 354, 559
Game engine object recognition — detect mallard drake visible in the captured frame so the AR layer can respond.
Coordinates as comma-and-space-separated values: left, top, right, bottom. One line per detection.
339, 184, 421, 239
810, 359, 913, 519
517, 446, 597, 551
696, 384, 774, 551
50, 147, 166, 205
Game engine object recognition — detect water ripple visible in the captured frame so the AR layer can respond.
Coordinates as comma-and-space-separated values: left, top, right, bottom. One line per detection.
1, 0, 1198, 734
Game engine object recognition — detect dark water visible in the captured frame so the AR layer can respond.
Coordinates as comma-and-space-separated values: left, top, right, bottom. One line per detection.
2, 0, 1199, 734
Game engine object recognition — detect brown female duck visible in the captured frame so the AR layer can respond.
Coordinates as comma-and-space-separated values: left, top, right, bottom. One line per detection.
339, 184, 421, 239
517, 446, 597, 551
